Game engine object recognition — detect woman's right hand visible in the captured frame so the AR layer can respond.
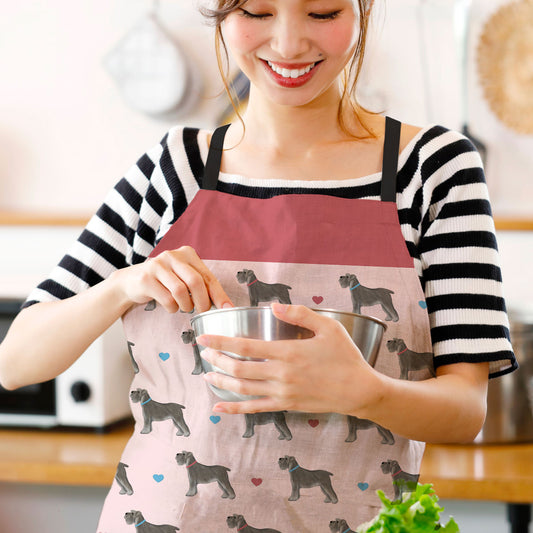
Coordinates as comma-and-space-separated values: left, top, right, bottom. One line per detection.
111, 246, 233, 314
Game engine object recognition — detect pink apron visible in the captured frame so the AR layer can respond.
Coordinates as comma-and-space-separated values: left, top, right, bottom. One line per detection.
96, 118, 434, 533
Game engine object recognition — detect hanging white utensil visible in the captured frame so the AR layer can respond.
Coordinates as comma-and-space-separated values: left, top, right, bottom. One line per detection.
103, 1, 202, 117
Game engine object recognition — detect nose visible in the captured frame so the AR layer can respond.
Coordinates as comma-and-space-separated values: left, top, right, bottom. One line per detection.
270, 16, 310, 59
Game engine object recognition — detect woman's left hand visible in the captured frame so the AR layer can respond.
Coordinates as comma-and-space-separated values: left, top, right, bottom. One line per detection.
198, 303, 381, 415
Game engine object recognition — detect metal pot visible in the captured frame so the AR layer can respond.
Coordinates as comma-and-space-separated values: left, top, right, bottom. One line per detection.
475, 307, 533, 443
191, 306, 386, 402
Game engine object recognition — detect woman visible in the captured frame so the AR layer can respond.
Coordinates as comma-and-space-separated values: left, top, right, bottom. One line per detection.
0, 0, 516, 530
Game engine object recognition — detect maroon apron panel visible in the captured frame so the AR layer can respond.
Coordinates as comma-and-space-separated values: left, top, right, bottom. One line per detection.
150, 191, 414, 269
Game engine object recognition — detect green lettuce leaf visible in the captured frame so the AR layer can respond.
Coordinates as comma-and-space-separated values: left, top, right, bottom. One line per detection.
356, 483, 460, 533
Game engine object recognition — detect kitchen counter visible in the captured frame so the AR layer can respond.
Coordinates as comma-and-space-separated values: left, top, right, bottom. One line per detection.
0, 422, 531, 496
0, 423, 531, 531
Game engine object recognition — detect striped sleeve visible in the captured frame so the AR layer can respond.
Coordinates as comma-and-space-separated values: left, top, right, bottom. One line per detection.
23, 126, 204, 308
399, 127, 516, 378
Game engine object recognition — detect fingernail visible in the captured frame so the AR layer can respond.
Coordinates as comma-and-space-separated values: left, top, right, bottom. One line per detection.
222, 302, 233, 309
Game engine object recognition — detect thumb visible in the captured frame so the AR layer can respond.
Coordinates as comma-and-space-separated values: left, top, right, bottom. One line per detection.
271, 303, 324, 333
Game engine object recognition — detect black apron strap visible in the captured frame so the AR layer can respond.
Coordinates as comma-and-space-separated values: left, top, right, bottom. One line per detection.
380, 116, 402, 202
202, 123, 231, 191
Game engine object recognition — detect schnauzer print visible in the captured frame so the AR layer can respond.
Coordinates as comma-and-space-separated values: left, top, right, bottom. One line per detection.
226, 513, 282, 533
181, 329, 204, 375
329, 518, 355, 533
339, 273, 399, 322
124, 510, 179, 532
242, 411, 293, 440
237, 269, 292, 306
345, 415, 395, 445
278, 455, 338, 503
127, 341, 140, 374
175, 451, 235, 499
130, 388, 190, 437
386, 338, 435, 379
115, 462, 134, 495
381, 460, 419, 501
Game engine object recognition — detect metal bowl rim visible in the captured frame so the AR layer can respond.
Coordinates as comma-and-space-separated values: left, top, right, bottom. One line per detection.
191, 305, 387, 330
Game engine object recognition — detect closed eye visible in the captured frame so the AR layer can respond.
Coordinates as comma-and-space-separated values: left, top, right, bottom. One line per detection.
239, 8, 272, 19
309, 10, 343, 20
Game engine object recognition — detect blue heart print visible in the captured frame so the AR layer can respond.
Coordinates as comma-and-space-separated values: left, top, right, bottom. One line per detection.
153, 474, 164, 483
357, 482, 369, 491
418, 300, 428, 309
210, 415, 221, 424
159, 352, 170, 361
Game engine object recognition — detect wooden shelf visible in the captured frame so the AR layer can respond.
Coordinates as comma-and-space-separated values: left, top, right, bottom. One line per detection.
1, 211, 532, 231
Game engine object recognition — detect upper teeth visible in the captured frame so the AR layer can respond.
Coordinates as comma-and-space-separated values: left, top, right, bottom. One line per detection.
267, 61, 315, 78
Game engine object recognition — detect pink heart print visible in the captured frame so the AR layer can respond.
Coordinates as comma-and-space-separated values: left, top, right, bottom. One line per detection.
308, 419, 319, 428
312, 296, 324, 305
251, 478, 263, 486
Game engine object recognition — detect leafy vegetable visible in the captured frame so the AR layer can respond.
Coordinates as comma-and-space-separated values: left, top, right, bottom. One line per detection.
356, 483, 460, 533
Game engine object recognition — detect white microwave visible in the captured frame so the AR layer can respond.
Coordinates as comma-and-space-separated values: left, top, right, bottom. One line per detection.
0, 298, 134, 429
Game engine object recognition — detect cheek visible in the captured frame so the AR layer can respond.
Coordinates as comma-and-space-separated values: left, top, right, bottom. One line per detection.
320, 21, 360, 57
223, 18, 261, 54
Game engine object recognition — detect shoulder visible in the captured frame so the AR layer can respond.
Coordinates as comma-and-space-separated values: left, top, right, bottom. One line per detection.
401, 122, 481, 159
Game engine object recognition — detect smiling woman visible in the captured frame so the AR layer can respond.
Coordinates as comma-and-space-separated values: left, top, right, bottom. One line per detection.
202, 0, 374, 134
0, 0, 516, 531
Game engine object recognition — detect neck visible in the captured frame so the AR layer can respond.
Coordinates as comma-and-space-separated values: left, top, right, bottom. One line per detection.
241, 85, 360, 153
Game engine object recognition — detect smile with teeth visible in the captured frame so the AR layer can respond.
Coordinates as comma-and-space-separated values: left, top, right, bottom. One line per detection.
267, 61, 316, 79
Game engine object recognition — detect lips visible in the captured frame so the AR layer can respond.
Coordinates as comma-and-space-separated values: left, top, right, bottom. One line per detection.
262, 59, 322, 88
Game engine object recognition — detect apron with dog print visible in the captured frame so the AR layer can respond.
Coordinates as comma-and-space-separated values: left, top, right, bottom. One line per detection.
96, 118, 435, 533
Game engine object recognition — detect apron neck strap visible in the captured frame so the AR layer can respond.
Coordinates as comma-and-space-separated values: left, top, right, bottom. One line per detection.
202, 124, 231, 190
380, 116, 402, 202
202, 117, 402, 197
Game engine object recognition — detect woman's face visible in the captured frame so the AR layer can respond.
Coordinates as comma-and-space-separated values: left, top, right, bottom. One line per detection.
222, 0, 359, 108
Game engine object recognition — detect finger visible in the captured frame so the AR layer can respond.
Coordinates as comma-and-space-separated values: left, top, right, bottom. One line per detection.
271, 303, 324, 334
154, 265, 195, 313
169, 262, 211, 313
201, 348, 277, 381
145, 277, 181, 314
196, 334, 290, 361
183, 249, 234, 309
211, 396, 281, 415
203, 370, 274, 403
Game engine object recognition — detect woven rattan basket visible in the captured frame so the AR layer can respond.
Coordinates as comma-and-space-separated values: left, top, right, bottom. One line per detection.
477, 0, 533, 135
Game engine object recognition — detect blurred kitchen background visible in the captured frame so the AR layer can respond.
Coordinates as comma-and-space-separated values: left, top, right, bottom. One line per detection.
0, 0, 532, 532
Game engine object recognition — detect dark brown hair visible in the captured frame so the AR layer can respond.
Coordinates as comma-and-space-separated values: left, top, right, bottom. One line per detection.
201, 1, 376, 137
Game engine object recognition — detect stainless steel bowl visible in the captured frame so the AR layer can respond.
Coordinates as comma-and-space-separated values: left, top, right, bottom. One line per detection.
191, 306, 387, 401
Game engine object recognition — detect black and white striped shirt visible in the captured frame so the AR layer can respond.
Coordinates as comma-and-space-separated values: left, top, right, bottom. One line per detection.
25, 124, 516, 378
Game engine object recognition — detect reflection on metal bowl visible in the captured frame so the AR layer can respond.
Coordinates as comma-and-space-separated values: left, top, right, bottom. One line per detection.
191, 306, 387, 402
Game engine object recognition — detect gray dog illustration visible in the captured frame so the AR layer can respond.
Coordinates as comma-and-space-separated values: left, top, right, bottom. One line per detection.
242, 411, 292, 440
237, 269, 292, 306
345, 415, 395, 445
124, 510, 179, 532
175, 451, 235, 499
226, 514, 281, 533
386, 338, 435, 380
144, 299, 157, 311
130, 388, 190, 437
339, 274, 399, 322
181, 329, 204, 375
381, 460, 419, 501
329, 518, 355, 533
127, 341, 140, 374
115, 462, 134, 495
278, 455, 338, 503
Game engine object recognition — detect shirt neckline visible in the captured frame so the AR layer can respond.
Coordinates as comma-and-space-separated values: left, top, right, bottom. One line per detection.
200, 123, 436, 189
